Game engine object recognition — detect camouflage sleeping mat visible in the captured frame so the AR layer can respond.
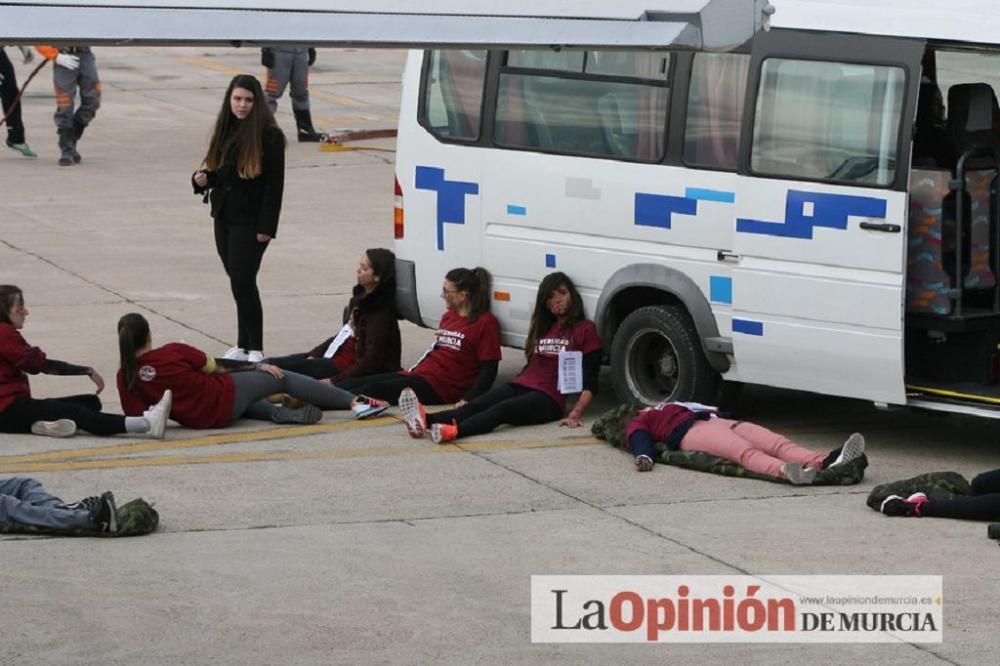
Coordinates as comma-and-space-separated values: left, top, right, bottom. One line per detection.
0, 498, 159, 537
591, 404, 867, 485
865, 472, 973, 510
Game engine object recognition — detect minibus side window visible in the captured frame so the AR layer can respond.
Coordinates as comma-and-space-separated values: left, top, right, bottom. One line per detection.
495, 50, 670, 162
751, 58, 905, 186
423, 50, 488, 141
684, 52, 750, 170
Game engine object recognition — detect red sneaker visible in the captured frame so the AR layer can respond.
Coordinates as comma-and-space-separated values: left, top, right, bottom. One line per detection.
430, 422, 458, 444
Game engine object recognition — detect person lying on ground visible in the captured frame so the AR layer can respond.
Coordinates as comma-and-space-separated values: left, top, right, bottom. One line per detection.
115, 312, 388, 433
625, 400, 866, 485
399, 271, 602, 444
0, 477, 118, 533
0, 285, 170, 439
880, 468, 1000, 520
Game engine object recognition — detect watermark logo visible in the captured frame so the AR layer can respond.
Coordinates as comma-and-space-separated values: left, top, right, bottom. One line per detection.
531, 575, 942, 643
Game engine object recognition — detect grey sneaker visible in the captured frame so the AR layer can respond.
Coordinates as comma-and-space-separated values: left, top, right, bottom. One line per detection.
143, 389, 173, 439
271, 404, 322, 424
30, 419, 77, 438
830, 433, 865, 468
781, 462, 818, 485
89, 491, 118, 533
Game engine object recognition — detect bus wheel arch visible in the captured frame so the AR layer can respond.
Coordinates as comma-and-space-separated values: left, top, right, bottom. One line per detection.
595, 265, 727, 405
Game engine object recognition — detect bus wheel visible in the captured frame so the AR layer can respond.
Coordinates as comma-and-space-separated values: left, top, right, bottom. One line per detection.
611, 304, 718, 405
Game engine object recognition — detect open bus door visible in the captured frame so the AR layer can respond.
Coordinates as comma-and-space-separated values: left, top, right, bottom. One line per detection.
727, 29, 924, 404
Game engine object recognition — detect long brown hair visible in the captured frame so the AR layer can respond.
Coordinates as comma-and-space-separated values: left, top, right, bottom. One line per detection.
118, 312, 151, 391
0, 285, 23, 326
203, 74, 283, 179
525, 272, 585, 359
445, 267, 491, 323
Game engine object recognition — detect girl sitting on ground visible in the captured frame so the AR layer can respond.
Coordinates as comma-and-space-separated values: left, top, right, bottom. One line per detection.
625, 401, 866, 484
265, 248, 401, 383
399, 271, 602, 443
115, 312, 388, 432
337, 267, 501, 405
0, 285, 170, 439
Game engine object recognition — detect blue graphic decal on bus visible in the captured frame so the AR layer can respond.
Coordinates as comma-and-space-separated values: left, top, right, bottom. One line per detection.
710, 276, 733, 305
545, 253, 557, 268
415, 166, 480, 250
736, 191, 887, 239
732, 319, 764, 336
685, 187, 736, 204
635, 193, 698, 229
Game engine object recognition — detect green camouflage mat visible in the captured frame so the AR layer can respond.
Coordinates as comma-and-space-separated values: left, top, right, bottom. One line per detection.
0, 498, 159, 538
866, 472, 972, 510
592, 404, 867, 485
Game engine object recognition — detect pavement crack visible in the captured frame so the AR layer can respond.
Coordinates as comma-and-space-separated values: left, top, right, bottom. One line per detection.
0, 237, 228, 345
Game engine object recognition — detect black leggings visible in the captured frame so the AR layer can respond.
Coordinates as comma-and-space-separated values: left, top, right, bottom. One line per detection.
1, 48, 25, 144
266, 353, 337, 380
0, 394, 127, 436
426, 383, 562, 438
214, 219, 269, 351
337, 372, 442, 405
924, 469, 1000, 521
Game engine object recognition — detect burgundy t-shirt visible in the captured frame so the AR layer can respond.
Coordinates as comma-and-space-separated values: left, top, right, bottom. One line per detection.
117, 342, 236, 429
408, 310, 502, 402
0, 324, 47, 411
511, 320, 602, 410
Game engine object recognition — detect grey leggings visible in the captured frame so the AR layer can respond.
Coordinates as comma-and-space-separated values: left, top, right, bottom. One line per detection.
229, 369, 355, 423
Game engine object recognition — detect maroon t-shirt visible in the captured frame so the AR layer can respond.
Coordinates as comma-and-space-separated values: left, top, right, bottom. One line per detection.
511, 320, 602, 410
116, 342, 236, 429
407, 310, 502, 402
0, 323, 47, 411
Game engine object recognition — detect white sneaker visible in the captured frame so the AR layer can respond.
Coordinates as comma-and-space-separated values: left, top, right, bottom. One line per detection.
247, 350, 264, 363
143, 389, 173, 439
781, 462, 817, 485
830, 433, 865, 467
30, 419, 77, 438
222, 346, 249, 361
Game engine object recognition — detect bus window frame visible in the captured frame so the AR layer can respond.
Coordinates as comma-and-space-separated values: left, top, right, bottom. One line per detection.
677, 48, 752, 173
417, 49, 492, 145
739, 29, 924, 192
490, 49, 675, 164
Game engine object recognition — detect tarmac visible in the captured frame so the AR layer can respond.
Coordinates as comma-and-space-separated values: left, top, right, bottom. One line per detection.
1, 46, 999, 665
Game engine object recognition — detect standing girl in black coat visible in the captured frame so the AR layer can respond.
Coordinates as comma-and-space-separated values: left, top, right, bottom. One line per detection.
193, 74, 285, 364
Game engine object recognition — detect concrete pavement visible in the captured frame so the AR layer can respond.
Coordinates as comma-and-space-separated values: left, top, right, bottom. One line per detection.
1, 46, 998, 665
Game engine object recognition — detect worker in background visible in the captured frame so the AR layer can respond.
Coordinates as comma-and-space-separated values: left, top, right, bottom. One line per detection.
35, 45, 100, 166
262, 46, 323, 142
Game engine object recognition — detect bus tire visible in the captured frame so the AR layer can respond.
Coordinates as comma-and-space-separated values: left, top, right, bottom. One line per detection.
611, 304, 719, 405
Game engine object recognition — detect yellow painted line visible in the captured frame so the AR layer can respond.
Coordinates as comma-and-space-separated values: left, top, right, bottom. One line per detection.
176, 56, 245, 76
906, 384, 1000, 405
0, 416, 398, 465
319, 144, 395, 153
0, 436, 600, 473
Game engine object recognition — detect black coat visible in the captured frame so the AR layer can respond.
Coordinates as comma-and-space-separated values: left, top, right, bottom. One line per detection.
308, 283, 402, 381
192, 125, 286, 237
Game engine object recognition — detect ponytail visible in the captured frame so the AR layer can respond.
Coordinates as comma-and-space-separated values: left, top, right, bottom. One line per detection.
445, 266, 492, 322
117, 313, 151, 390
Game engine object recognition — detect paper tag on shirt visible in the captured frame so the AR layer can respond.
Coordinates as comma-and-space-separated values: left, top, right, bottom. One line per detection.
322, 323, 354, 358
557, 350, 583, 394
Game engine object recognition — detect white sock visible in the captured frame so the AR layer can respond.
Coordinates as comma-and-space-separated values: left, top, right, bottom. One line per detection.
124, 416, 151, 434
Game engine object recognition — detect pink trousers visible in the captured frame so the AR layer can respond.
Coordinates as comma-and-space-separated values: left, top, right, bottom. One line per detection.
680, 418, 827, 480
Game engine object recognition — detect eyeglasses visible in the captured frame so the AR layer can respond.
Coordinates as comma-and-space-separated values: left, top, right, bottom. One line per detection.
441, 288, 459, 295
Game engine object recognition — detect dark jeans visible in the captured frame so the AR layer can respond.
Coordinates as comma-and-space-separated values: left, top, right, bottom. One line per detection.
0, 394, 126, 436
426, 383, 562, 438
214, 219, 268, 351
0, 48, 25, 144
266, 353, 337, 380
337, 372, 442, 405
925, 469, 1000, 521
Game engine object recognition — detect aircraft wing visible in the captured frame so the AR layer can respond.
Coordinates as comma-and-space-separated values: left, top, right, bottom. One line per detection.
0, 0, 773, 51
